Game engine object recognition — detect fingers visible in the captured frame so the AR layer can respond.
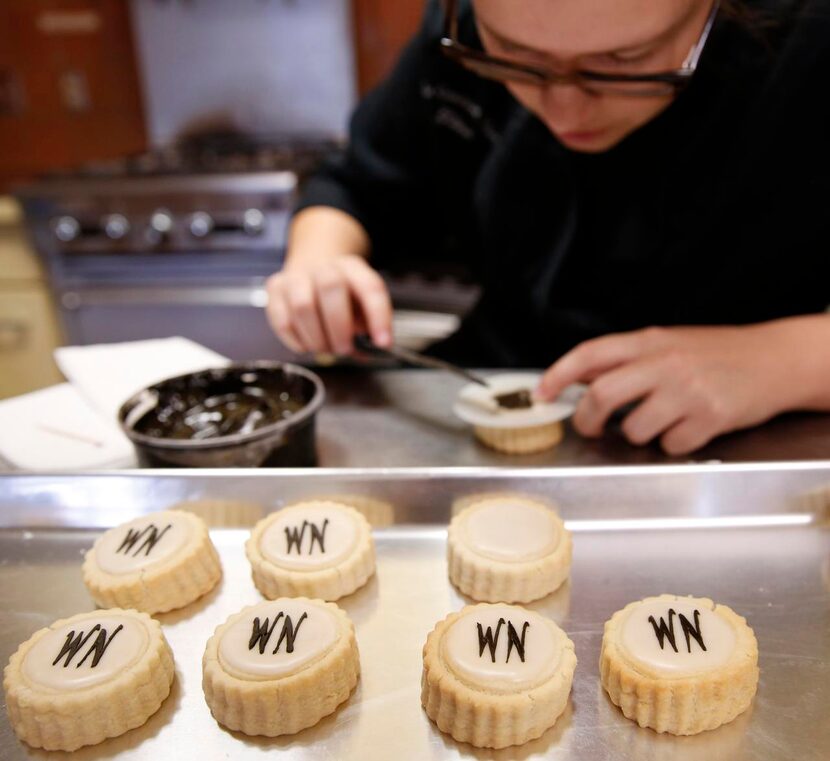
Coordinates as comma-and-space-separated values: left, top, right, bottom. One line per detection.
619, 390, 686, 445
339, 257, 393, 347
314, 271, 354, 355
264, 281, 304, 353
284, 274, 328, 352
572, 359, 661, 437
660, 418, 717, 455
537, 327, 668, 401
265, 257, 392, 355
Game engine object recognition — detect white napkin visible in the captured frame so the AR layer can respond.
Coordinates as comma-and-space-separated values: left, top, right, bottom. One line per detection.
0, 337, 230, 471
0, 384, 135, 470
55, 336, 229, 420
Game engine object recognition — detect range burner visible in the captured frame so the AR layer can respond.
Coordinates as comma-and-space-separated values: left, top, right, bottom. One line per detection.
45, 133, 340, 181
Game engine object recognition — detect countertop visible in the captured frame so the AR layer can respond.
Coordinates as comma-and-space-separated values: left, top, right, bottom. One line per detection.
2, 366, 830, 472
314, 368, 830, 466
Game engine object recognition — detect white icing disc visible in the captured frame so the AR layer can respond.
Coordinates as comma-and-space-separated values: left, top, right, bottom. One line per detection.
442, 605, 560, 693
462, 499, 560, 562
620, 597, 737, 676
218, 599, 339, 680
94, 512, 192, 575
453, 374, 583, 429
23, 615, 148, 691
259, 504, 359, 571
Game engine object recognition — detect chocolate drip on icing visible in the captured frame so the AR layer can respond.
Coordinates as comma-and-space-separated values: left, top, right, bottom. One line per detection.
249, 614, 284, 654
648, 609, 679, 653
51, 623, 124, 669
116, 523, 173, 558
274, 612, 308, 654
477, 618, 505, 663
680, 609, 707, 653
284, 519, 329, 555
506, 621, 530, 663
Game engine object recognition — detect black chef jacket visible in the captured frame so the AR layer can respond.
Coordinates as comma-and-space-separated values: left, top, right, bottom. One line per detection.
296, 0, 830, 367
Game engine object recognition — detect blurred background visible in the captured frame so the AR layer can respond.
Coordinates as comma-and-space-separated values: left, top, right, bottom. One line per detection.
1, 0, 477, 400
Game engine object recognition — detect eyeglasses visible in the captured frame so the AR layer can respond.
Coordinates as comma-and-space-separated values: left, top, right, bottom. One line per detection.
440, 0, 720, 97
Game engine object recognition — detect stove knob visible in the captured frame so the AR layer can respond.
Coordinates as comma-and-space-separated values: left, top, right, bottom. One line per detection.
52, 216, 80, 242
243, 208, 265, 235
103, 213, 130, 240
189, 211, 214, 238
150, 209, 174, 235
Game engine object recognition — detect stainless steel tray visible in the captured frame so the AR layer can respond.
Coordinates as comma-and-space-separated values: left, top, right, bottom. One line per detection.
1, 464, 829, 761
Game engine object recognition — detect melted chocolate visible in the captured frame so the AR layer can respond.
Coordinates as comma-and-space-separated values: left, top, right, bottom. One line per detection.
130, 369, 307, 441
494, 389, 533, 410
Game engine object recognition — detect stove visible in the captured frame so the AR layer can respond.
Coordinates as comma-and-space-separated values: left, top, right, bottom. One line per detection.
15, 138, 331, 360
20, 136, 338, 258
17, 136, 477, 361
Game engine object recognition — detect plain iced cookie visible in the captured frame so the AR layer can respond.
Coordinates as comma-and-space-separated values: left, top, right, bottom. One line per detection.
448, 495, 572, 603
600, 594, 759, 735
246, 501, 375, 601
422, 603, 576, 749
83, 509, 222, 614
3, 608, 174, 751
202, 598, 359, 737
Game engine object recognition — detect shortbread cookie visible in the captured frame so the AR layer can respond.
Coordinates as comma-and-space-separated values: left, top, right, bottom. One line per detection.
448, 496, 572, 603
450, 490, 555, 517
203, 598, 359, 736
246, 501, 375, 601
289, 494, 395, 527
4, 608, 174, 751
171, 498, 265, 527
473, 421, 564, 454
422, 603, 576, 749
453, 374, 578, 454
83, 509, 222, 614
600, 594, 759, 735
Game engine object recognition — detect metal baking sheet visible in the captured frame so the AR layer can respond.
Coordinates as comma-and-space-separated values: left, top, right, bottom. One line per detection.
1, 465, 829, 761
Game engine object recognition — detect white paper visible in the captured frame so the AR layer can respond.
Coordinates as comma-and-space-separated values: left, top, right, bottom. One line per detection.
55, 336, 229, 420
0, 384, 135, 470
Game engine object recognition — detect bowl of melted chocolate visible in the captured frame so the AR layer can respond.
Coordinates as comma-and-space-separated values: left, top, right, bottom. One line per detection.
118, 362, 325, 467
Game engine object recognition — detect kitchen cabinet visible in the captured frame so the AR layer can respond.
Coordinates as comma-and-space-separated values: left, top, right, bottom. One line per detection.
0, 0, 146, 191
351, 0, 426, 94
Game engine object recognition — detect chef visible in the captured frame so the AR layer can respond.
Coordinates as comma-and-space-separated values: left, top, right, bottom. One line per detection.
265, 0, 830, 454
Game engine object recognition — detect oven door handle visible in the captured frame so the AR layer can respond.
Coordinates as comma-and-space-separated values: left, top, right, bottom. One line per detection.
60, 286, 269, 310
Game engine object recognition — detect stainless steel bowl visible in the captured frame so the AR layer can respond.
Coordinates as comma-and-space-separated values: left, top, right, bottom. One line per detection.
118, 362, 325, 467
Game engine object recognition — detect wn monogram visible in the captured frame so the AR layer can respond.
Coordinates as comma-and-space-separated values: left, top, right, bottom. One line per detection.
648, 608, 707, 653
284, 519, 329, 555
477, 618, 531, 664
52, 624, 124, 669
117, 523, 172, 558
248, 613, 308, 655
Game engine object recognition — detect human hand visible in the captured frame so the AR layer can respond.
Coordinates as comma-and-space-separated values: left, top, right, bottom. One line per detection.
266, 253, 392, 355
535, 323, 804, 454
265, 207, 393, 355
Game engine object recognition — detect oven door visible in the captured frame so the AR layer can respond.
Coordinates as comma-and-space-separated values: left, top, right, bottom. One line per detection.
56, 284, 464, 360
57, 284, 291, 361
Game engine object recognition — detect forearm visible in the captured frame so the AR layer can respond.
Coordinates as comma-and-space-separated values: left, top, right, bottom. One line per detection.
757, 313, 830, 411
285, 206, 371, 269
